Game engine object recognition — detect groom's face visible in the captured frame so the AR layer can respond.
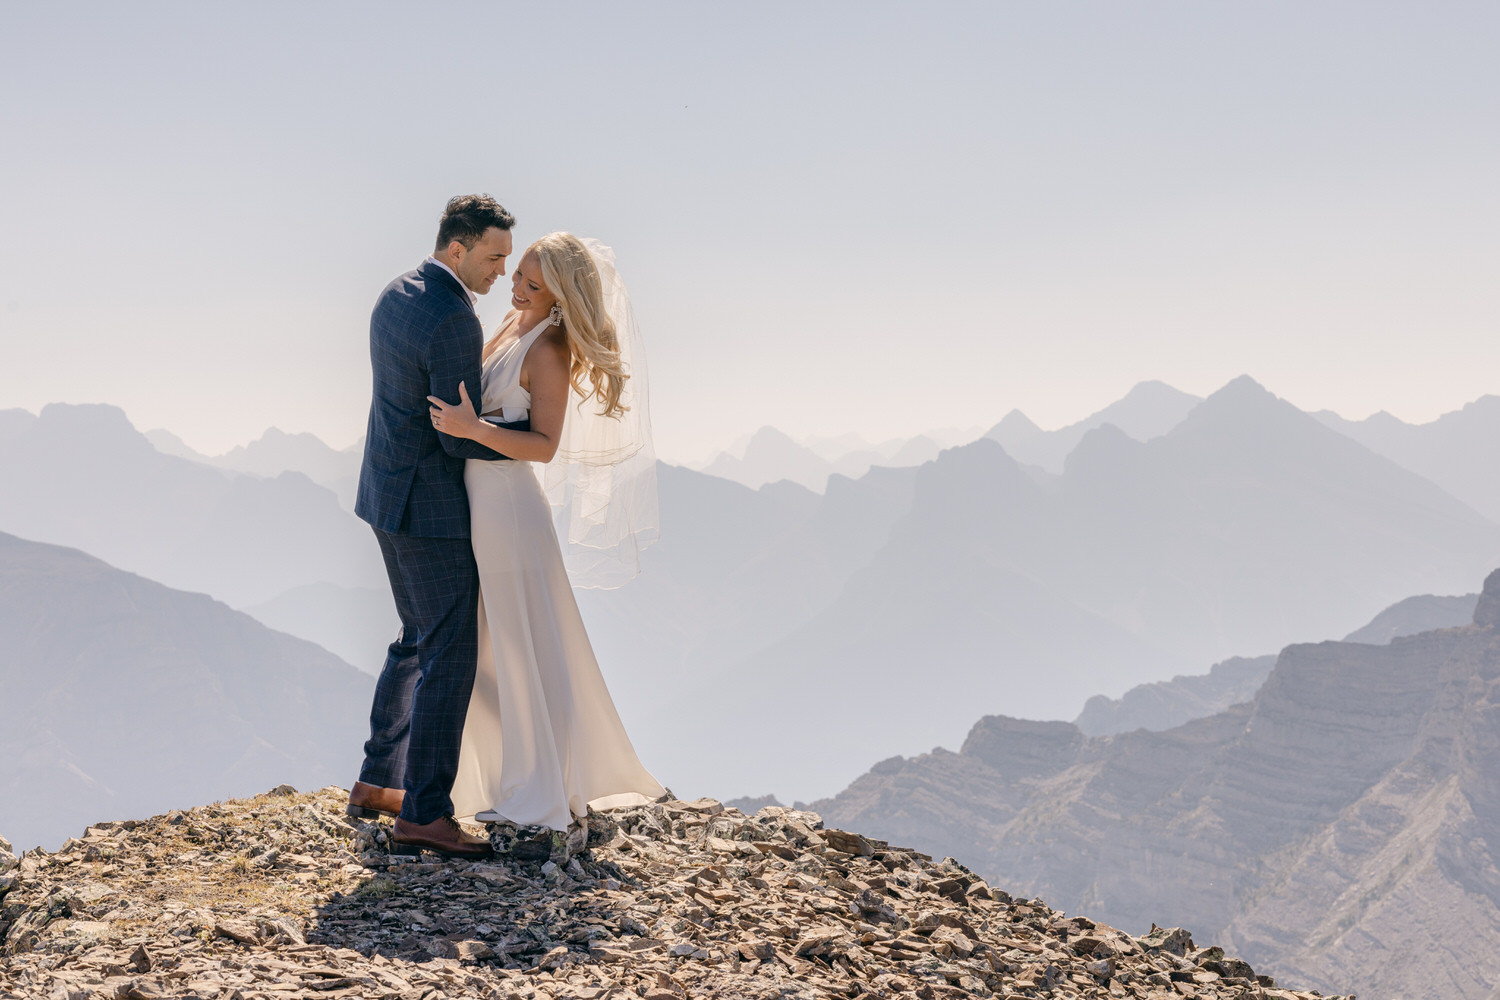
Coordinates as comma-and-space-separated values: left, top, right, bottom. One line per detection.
452, 227, 514, 295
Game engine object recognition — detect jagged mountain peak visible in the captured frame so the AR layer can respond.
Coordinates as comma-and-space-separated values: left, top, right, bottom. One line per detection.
1217, 373, 1269, 393
1475, 567, 1500, 628
910, 436, 1030, 498
0, 408, 37, 442
987, 408, 1043, 438
38, 400, 136, 424
744, 425, 802, 449
1167, 375, 1391, 462
1363, 409, 1408, 428
1061, 421, 1143, 477
31, 402, 155, 454
1181, 374, 1283, 418
959, 716, 1085, 778
213, 426, 360, 480
1457, 393, 1500, 415
901, 437, 1042, 531
1124, 378, 1190, 396
1089, 381, 1202, 439
985, 383, 1200, 473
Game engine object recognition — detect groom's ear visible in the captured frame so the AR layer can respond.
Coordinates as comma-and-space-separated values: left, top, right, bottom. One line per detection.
444, 239, 467, 262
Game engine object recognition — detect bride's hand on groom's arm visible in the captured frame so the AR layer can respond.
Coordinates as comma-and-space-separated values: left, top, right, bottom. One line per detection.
427, 381, 486, 441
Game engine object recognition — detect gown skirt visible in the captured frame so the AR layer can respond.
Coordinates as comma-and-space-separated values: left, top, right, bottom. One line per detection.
449, 457, 664, 831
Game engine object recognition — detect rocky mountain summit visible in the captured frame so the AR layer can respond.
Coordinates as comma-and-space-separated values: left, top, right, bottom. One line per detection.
0, 788, 1348, 999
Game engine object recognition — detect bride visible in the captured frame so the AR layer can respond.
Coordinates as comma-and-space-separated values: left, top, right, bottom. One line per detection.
427, 232, 665, 832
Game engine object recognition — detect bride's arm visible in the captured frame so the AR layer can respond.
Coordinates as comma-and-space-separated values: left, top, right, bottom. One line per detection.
427, 339, 571, 463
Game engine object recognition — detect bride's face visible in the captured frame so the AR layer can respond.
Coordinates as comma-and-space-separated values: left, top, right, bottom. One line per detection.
511, 252, 558, 315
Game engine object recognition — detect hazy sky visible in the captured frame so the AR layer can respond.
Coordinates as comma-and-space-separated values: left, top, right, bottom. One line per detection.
3, 2, 1497, 461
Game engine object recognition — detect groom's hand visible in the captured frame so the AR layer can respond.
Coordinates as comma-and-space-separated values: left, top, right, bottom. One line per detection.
428, 381, 484, 440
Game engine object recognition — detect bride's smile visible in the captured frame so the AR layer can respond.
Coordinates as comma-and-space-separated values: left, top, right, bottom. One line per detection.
509, 253, 557, 314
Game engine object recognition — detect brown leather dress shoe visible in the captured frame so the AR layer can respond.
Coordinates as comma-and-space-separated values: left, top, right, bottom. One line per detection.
346, 781, 404, 820
392, 816, 493, 859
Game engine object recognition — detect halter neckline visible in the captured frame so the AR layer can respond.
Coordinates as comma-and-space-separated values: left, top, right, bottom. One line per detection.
481, 313, 555, 420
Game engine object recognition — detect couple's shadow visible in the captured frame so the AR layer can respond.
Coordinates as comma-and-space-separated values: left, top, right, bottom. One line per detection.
312, 815, 636, 971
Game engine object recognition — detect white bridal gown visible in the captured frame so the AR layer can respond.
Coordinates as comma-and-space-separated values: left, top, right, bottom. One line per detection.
450, 317, 665, 831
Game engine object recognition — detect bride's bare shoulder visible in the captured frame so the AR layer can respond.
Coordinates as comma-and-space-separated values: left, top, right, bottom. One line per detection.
535, 328, 571, 363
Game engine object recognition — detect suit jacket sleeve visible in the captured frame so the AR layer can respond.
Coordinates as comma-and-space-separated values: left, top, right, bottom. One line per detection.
427, 313, 530, 461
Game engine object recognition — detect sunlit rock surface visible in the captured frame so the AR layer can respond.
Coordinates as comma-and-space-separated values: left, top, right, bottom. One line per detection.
0, 788, 1348, 999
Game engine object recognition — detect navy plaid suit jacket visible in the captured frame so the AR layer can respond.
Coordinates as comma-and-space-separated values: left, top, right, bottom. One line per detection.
355, 260, 529, 538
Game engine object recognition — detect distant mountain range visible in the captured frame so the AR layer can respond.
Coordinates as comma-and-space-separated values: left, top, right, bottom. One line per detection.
697, 426, 942, 492
0, 405, 385, 610
1073, 654, 1277, 737
146, 425, 363, 510
813, 569, 1500, 1000
1074, 589, 1479, 737
985, 380, 1203, 473
1339, 590, 1479, 645
698, 384, 1500, 518
0, 531, 372, 852
647, 376, 1500, 802
7, 378, 1500, 804
1313, 396, 1500, 522
684, 381, 1206, 488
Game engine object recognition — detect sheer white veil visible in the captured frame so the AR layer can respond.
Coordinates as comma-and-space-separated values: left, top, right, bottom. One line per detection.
539, 238, 659, 588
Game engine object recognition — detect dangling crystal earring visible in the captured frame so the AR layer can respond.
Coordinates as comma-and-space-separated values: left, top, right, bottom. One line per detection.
550, 304, 563, 327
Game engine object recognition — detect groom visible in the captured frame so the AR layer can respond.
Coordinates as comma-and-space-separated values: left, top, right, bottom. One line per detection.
350, 194, 527, 858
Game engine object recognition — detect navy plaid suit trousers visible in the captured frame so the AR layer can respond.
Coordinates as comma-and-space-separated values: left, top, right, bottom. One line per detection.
360, 527, 480, 823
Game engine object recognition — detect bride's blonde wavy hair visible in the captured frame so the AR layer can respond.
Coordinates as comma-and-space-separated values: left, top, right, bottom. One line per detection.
531, 232, 629, 419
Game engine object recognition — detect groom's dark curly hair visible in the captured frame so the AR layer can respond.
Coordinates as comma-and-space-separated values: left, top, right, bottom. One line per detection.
435, 194, 515, 252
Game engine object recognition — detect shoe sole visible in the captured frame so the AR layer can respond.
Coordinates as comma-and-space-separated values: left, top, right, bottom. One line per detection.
390, 841, 492, 859
346, 804, 399, 820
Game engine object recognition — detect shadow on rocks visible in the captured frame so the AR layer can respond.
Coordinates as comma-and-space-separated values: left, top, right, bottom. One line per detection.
312, 809, 628, 969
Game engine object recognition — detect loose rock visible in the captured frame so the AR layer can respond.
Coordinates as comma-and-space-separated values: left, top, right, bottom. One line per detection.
0, 787, 1354, 999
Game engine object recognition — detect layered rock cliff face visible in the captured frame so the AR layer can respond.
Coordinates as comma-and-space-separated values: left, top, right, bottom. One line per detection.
816, 570, 1500, 999
0, 790, 1350, 999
